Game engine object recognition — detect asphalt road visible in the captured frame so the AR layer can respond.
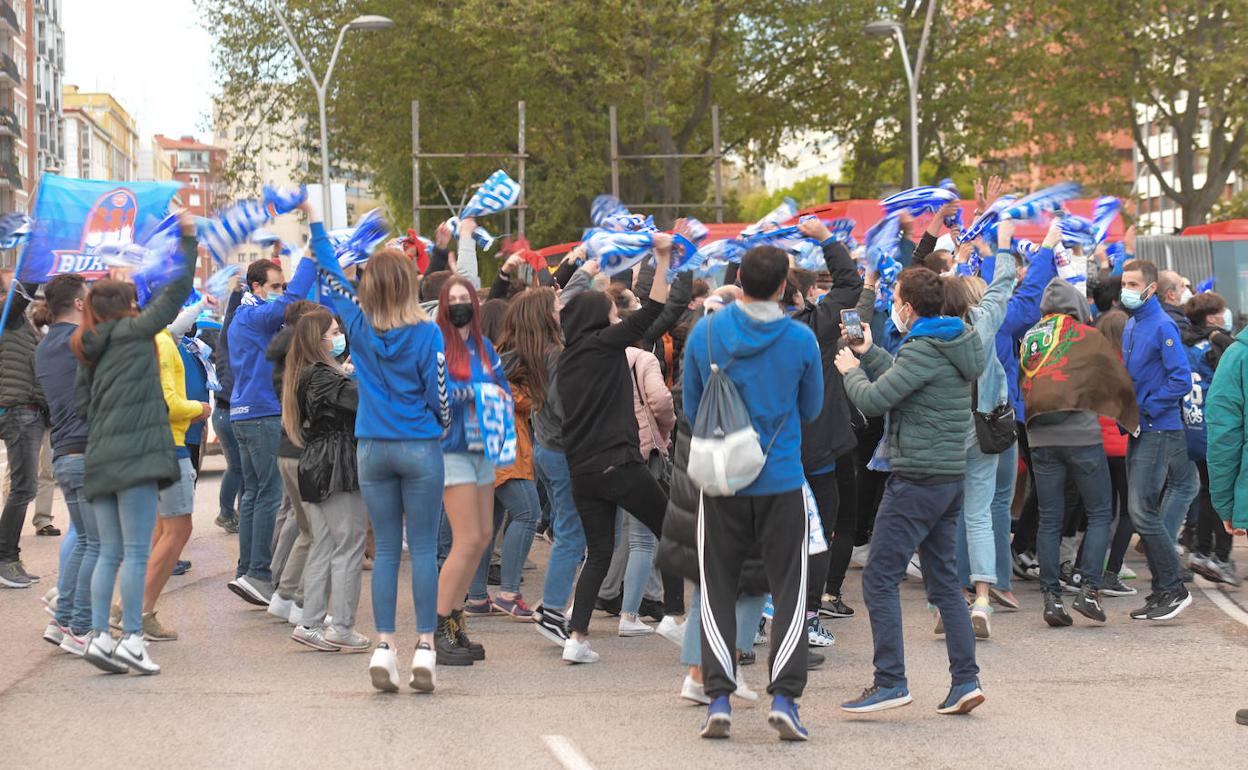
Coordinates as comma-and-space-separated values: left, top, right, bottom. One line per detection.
1, 455, 1246, 769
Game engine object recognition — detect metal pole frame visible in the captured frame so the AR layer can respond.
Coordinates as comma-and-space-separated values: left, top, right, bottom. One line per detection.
607, 104, 724, 224
410, 100, 529, 238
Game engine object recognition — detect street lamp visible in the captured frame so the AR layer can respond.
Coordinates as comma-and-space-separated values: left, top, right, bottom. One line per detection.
268, 2, 395, 223
865, 19, 920, 188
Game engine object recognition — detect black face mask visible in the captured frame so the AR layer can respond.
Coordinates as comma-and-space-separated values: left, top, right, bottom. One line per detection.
448, 303, 474, 328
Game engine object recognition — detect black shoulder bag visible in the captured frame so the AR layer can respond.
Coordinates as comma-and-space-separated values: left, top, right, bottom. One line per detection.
972, 379, 1017, 454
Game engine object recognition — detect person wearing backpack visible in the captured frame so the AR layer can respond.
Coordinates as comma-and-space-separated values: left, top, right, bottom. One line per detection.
835, 265, 986, 717
682, 246, 824, 742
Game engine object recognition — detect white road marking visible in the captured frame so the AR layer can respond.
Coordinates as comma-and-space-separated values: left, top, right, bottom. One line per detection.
1197, 578, 1248, 629
542, 735, 595, 770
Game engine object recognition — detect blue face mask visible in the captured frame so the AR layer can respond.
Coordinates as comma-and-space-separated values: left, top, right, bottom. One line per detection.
329, 335, 346, 358
1120, 288, 1146, 310
266, 293, 282, 304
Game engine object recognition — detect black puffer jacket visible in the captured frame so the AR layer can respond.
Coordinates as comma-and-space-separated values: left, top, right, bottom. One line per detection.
295, 362, 359, 503
655, 374, 768, 594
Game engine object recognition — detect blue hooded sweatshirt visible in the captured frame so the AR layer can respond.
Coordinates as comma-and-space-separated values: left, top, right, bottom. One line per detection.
683, 301, 823, 496
228, 254, 318, 421
1124, 295, 1191, 432
310, 222, 449, 441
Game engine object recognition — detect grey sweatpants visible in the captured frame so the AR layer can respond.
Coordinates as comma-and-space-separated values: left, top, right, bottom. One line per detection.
301, 489, 368, 631
271, 457, 311, 603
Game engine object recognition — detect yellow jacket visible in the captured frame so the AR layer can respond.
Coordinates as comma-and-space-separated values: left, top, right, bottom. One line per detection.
156, 330, 203, 448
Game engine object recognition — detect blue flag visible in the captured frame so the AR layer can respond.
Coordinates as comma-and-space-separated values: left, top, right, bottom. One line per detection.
19, 175, 181, 282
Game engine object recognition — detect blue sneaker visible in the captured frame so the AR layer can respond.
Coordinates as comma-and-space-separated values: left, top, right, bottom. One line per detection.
699, 695, 732, 739
840, 684, 913, 713
937, 680, 985, 715
767, 695, 809, 741
172, 560, 191, 576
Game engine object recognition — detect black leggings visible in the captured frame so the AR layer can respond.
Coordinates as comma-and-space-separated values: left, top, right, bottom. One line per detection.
1194, 459, 1232, 560
1013, 424, 1040, 555
805, 469, 841, 611
1105, 455, 1134, 574
853, 417, 887, 546
569, 462, 667, 635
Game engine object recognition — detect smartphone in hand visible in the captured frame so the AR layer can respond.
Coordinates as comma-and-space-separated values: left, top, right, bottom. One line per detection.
841, 308, 865, 345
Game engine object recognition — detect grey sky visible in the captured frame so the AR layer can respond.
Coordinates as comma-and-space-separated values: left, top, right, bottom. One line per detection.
63, 0, 216, 142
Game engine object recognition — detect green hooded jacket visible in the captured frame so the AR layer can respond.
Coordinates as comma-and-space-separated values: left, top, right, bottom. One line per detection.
1204, 325, 1248, 529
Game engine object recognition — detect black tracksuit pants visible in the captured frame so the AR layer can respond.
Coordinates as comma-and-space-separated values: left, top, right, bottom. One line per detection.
805, 470, 842, 611
698, 488, 807, 699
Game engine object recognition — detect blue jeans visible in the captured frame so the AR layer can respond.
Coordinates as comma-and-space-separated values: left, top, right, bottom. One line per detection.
533, 444, 586, 612
1167, 460, 1199, 539
621, 511, 658, 615
0, 406, 44, 562
232, 416, 282, 582
212, 407, 242, 521
864, 475, 979, 689
989, 442, 1017, 592
1033, 444, 1114, 592
957, 446, 999, 586
57, 523, 78, 594
681, 589, 767, 667
53, 454, 97, 634
1127, 430, 1199, 594
469, 478, 541, 599
358, 439, 444, 634
90, 482, 158, 635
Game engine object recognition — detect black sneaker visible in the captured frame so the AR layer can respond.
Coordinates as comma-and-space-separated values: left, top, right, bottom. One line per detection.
738, 649, 756, 666
1099, 571, 1137, 597
1072, 586, 1106, 623
807, 650, 825, 670
449, 609, 485, 661
532, 605, 570, 647
1013, 550, 1039, 580
1043, 591, 1073, 627
1129, 593, 1161, 620
595, 593, 622, 617
487, 563, 502, 586
639, 597, 666, 622
818, 594, 855, 618
1059, 561, 1083, 594
1142, 587, 1192, 621
434, 615, 474, 666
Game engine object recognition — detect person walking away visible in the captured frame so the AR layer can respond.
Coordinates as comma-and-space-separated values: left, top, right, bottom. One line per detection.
284, 310, 371, 653
1120, 259, 1199, 621
836, 266, 986, 716
73, 212, 198, 675
226, 242, 318, 607
0, 272, 48, 588
34, 276, 95, 652
1019, 277, 1139, 627
309, 201, 449, 693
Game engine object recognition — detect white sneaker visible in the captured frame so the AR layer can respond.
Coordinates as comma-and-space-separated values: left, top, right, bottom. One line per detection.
1119, 566, 1137, 580
268, 593, 293, 621
656, 615, 686, 646
42, 622, 65, 646
59, 629, 88, 656
681, 675, 710, 705
113, 633, 160, 675
970, 599, 992, 640
851, 544, 870, 568
562, 637, 600, 664
83, 631, 128, 674
42, 587, 58, 615
287, 603, 303, 626
368, 643, 400, 692
734, 666, 759, 702
618, 615, 654, 637
409, 642, 436, 692
906, 555, 922, 579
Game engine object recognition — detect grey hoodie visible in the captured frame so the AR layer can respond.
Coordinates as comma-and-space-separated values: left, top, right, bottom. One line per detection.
1026, 278, 1102, 448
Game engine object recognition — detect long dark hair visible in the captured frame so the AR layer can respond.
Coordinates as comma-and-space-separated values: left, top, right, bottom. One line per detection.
497, 287, 560, 411
280, 308, 338, 448
436, 276, 494, 382
71, 279, 140, 364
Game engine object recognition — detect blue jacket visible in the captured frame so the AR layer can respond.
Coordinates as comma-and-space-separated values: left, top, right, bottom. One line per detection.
441, 335, 510, 454
310, 222, 449, 441
1124, 296, 1191, 432
228, 256, 317, 421
987, 245, 1057, 420
179, 339, 211, 446
683, 302, 823, 496
1182, 339, 1215, 459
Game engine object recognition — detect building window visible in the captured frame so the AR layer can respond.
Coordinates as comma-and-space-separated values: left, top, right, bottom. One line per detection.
189, 174, 199, 185
189, 193, 201, 207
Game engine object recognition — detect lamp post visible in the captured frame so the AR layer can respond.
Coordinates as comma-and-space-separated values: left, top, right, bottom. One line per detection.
865, 19, 920, 188
268, 3, 394, 223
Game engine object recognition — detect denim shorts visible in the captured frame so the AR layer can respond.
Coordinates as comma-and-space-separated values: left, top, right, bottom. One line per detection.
443, 451, 493, 487
158, 456, 197, 517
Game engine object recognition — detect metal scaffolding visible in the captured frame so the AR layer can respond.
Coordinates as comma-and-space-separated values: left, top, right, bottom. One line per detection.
608, 104, 724, 223
410, 100, 528, 237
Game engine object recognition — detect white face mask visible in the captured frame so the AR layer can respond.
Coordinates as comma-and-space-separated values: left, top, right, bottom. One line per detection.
1221, 307, 1234, 330
891, 301, 910, 334
1178, 288, 1194, 305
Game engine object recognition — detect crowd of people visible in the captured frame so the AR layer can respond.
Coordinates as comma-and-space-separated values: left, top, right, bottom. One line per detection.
3, 183, 1247, 739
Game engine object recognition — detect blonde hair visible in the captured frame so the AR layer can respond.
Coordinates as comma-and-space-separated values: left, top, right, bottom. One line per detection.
358, 249, 428, 330
959, 276, 988, 307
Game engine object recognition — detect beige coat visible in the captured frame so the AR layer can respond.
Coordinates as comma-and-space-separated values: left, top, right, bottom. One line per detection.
625, 346, 675, 458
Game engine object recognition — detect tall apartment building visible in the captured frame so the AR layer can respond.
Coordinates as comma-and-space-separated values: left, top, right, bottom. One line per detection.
33, 0, 62, 177
1, 0, 33, 215
62, 85, 137, 181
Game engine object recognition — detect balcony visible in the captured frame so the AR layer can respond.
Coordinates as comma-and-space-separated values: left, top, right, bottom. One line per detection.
0, 107, 20, 139
0, 2, 19, 34
0, 141, 19, 188
0, 53, 19, 86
